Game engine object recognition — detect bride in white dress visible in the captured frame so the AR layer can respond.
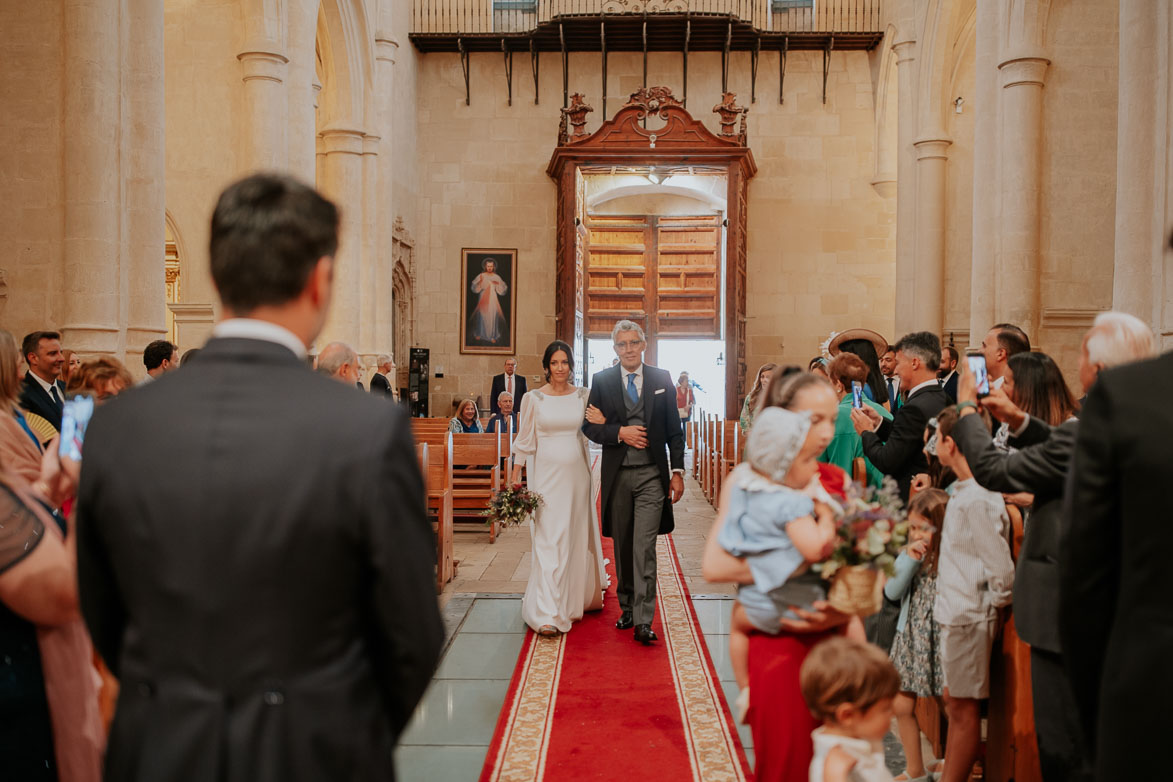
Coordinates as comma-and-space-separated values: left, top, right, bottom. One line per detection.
509, 340, 607, 636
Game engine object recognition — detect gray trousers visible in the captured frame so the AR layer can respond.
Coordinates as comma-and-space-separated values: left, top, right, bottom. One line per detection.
609, 464, 664, 626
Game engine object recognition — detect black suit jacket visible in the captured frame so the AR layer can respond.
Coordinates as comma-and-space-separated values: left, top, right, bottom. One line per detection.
582, 364, 685, 538
860, 383, 948, 500
1061, 353, 1173, 776
19, 372, 65, 431
76, 338, 443, 782
940, 372, 958, 403
489, 373, 527, 415
952, 412, 1076, 654
370, 371, 393, 397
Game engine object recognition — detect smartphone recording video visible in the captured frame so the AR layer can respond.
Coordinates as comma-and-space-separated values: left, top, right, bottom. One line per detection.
59, 396, 95, 463
966, 352, 990, 397
851, 381, 864, 409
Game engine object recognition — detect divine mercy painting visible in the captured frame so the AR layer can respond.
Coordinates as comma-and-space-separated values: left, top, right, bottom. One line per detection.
460, 248, 517, 354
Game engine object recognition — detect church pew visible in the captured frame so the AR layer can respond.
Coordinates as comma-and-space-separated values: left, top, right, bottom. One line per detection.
690, 410, 703, 480
716, 420, 740, 502
420, 435, 455, 592
700, 413, 714, 501
450, 433, 503, 543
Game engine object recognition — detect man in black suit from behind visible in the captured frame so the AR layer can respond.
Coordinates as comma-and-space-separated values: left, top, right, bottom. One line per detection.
76, 174, 443, 782
489, 357, 526, 415
19, 331, 66, 431
1062, 313, 1166, 782
370, 354, 396, 398
852, 331, 950, 501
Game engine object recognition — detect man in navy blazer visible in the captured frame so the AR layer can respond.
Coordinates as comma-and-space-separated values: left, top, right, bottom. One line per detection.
19, 331, 66, 431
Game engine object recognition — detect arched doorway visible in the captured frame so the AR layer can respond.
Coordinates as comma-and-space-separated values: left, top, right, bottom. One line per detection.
547, 87, 756, 418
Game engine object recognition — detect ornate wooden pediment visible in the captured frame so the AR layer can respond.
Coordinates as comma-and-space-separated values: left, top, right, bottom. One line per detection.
547, 87, 756, 182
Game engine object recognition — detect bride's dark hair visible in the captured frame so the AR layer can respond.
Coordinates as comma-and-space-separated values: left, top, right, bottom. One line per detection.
542, 340, 575, 381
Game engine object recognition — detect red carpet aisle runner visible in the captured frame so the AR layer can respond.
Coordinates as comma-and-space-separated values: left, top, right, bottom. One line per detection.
480, 526, 752, 781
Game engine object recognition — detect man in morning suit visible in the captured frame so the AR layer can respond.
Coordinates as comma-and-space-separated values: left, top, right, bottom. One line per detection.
582, 320, 685, 645
489, 357, 526, 415
852, 331, 950, 501
19, 331, 66, 431
76, 173, 443, 782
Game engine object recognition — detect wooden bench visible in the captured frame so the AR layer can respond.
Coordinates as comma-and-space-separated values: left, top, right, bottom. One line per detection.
451, 432, 503, 543
419, 436, 455, 592
715, 420, 740, 504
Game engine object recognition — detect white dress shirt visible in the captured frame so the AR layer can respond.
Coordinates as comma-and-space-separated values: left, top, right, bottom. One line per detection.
212, 318, 308, 360
905, 377, 940, 398
29, 370, 62, 402
934, 479, 1015, 625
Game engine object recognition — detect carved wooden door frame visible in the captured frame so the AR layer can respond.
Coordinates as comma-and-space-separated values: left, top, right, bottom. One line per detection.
547, 87, 756, 418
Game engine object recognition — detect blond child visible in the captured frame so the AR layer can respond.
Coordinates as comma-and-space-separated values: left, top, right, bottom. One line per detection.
800, 636, 900, 782
886, 488, 949, 781
931, 406, 1014, 782
717, 407, 839, 722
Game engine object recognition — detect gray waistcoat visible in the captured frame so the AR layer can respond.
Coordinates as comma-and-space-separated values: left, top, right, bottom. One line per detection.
622, 374, 653, 467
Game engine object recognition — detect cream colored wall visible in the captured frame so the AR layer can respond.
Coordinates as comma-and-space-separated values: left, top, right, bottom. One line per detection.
0, 2, 64, 336
411, 48, 895, 414
943, 29, 976, 344
1037, 0, 1120, 377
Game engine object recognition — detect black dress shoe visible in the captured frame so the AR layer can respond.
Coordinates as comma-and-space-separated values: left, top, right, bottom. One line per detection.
615, 611, 633, 630
634, 624, 658, 645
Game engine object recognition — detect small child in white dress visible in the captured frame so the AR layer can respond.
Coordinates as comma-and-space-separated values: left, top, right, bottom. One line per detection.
800, 636, 900, 782
717, 407, 839, 721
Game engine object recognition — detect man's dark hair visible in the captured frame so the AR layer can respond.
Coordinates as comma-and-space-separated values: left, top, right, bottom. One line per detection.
209, 173, 339, 313
22, 331, 61, 363
144, 340, 177, 371
991, 323, 1031, 356
882, 345, 896, 356
942, 345, 959, 365
893, 331, 942, 371
542, 340, 575, 380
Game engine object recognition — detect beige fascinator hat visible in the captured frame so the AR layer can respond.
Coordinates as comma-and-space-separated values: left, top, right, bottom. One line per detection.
825, 328, 889, 358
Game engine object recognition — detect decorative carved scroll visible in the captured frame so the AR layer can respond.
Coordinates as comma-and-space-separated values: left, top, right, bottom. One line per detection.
559, 93, 594, 144
713, 92, 748, 145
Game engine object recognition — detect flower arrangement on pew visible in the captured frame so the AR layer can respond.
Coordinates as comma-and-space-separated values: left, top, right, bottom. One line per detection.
815, 478, 909, 616
483, 483, 544, 528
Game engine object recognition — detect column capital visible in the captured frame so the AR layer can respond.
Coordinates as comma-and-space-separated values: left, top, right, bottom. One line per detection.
238, 46, 289, 83
892, 40, 917, 64
913, 136, 952, 160
375, 35, 400, 64
320, 127, 366, 156
998, 56, 1050, 89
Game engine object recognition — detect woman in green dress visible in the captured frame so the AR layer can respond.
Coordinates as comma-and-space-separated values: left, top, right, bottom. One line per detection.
819, 352, 892, 487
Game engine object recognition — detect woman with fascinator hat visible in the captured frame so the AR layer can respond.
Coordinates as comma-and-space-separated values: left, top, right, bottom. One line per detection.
826, 328, 890, 408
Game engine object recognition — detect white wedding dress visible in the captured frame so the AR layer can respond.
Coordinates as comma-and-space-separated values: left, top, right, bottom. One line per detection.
511, 388, 607, 632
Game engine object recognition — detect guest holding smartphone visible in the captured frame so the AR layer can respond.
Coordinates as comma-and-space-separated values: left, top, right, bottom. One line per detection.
820, 353, 891, 488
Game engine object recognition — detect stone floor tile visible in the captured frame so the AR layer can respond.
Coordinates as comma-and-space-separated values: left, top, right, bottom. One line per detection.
399, 679, 511, 746
434, 632, 525, 680
395, 745, 488, 782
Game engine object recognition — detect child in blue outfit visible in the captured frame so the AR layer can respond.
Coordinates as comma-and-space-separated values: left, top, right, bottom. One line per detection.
719, 407, 839, 722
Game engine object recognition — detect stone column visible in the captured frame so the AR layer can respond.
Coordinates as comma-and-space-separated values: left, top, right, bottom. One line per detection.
360, 134, 379, 358
1112, 0, 1170, 331
317, 128, 366, 347
286, 0, 319, 182
968, 0, 1000, 341
375, 34, 398, 356
996, 55, 1049, 338
892, 40, 919, 336
125, 0, 168, 360
62, 0, 121, 355
238, 44, 290, 172
912, 135, 951, 335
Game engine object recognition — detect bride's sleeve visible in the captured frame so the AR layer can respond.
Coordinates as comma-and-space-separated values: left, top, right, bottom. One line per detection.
510, 393, 538, 467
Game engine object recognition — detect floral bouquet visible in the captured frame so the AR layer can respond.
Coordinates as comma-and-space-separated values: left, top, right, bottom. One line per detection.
483, 483, 544, 528
815, 478, 909, 617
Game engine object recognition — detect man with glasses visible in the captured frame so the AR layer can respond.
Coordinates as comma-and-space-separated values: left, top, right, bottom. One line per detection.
583, 320, 686, 645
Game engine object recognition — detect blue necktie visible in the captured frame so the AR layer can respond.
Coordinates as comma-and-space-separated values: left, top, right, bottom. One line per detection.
627, 372, 639, 403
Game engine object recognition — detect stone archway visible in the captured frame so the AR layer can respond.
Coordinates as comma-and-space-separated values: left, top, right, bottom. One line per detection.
547, 87, 757, 418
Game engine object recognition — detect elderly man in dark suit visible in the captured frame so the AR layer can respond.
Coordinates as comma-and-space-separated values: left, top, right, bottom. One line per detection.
370, 354, 396, 398
19, 331, 66, 431
1062, 312, 1162, 782
582, 320, 685, 645
489, 357, 526, 415
851, 331, 949, 501
76, 174, 443, 782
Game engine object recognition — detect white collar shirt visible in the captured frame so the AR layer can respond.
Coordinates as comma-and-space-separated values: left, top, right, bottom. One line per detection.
906, 377, 940, 398
29, 370, 60, 398
212, 318, 308, 360
622, 363, 645, 396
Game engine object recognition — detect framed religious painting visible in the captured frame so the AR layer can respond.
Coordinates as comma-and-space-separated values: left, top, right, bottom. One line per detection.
459, 248, 518, 355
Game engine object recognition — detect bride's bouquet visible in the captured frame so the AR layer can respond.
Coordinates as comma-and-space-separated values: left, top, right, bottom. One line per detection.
483, 483, 544, 527
815, 478, 909, 617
